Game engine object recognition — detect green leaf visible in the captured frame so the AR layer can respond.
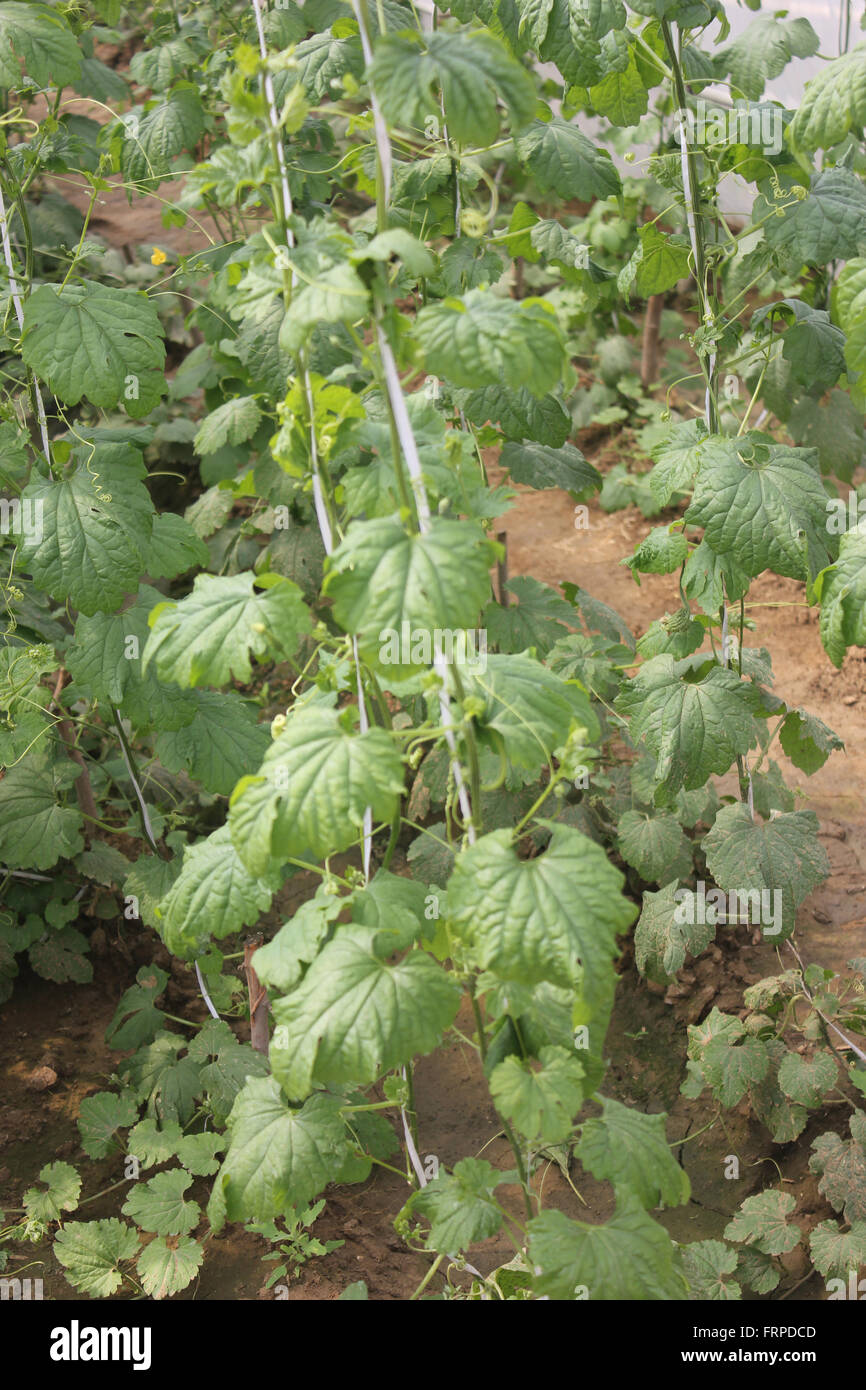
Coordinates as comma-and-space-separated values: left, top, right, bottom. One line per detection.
703, 805, 830, 939
121, 1170, 200, 1236
514, 118, 621, 200
778, 1050, 837, 1107
649, 418, 708, 505
143, 572, 310, 687
325, 516, 494, 673
684, 435, 832, 584
28, 925, 92, 985
809, 1113, 866, 1222
293, 30, 363, 99
629, 223, 691, 297
528, 1201, 687, 1300
17, 446, 155, 614
253, 892, 343, 994
577, 1096, 689, 1208
500, 440, 601, 496
78, 1090, 139, 1159
406, 1158, 506, 1252
53, 1220, 140, 1298
157, 825, 282, 958
413, 291, 565, 397
66, 585, 194, 729
22, 283, 166, 416
778, 707, 844, 774
211, 1079, 350, 1225
489, 1046, 585, 1143
722, 15, 818, 102
105, 964, 169, 1049
809, 1219, 866, 1280
484, 577, 574, 657
625, 525, 688, 581
121, 90, 205, 188
371, 31, 536, 145
682, 1240, 741, 1300
447, 825, 637, 999
279, 261, 369, 351
155, 690, 270, 796
467, 651, 598, 772
454, 385, 571, 446
127, 1118, 184, 1169
586, 48, 649, 127
0, 756, 83, 870
617, 810, 691, 884
759, 168, 866, 268
186, 1019, 269, 1125
122, 1035, 203, 1126
789, 43, 866, 150
753, 298, 845, 391
634, 880, 715, 982
816, 530, 866, 667
615, 655, 762, 803
228, 706, 405, 874
137, 1234, 203, 1299
723, 1190, 799, 1255
0, 3, 81, 88
194, 396, 262, 455
144, 513, 210, 580
271, 926, 460, 1098
788, 393, 865, 479
23, 1162, 81, 1223
174, 1132, 225, 1177
703, 1033, 770, 1107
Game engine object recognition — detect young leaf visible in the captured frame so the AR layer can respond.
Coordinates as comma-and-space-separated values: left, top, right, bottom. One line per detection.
78, 1091, 139, 1159
121, 1170, 201, 1236
23, 1162, 82, 1223
137, 1235, 203, 1299
405, 1158, 506, 1252
489, 1046, 585, 1144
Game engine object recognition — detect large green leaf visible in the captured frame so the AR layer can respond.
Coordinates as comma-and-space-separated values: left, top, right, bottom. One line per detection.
370, 31, 535, 144
816, 530, 866, 667
22, 283, 166, 417
143, 572, 310, 686
413, 290, 565, 396
528, 1201, 687, 1299
684, 435, 832, 583
453, 385, 571, 446
16, 446, 155, 614
500, 440, 601, 496
615, 655, 763, 802
576, 1096, 690, 1208
137, 1234, 203, 1299
514, 118, 621, 200
210, 1079, 350, 1226
121, 90, 205, 187
155, 690, 269, 796
0, 2, 81, 88
0, 755, 83, 870
617, 809, 691, 884
228, 707, 405, 874
759, 168, 866, 268
156, 825, 282, 958
324, 516, 494, 672
447, 825, 636, 999
789, 43, 866, 150
703, 805, 829, 938
271, 925, 460, 1098
831, 257, 866, 395
722, 15, 818, 102
53, 1220, 139, 1298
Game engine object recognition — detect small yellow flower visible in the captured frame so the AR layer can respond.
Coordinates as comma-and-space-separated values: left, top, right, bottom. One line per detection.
150, 247, 167, 266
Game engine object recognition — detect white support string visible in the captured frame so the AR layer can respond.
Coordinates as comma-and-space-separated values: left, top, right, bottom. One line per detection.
0, 183, 53, 463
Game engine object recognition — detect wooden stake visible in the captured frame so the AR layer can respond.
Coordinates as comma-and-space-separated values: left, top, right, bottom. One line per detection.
243, 935, 270, 1056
